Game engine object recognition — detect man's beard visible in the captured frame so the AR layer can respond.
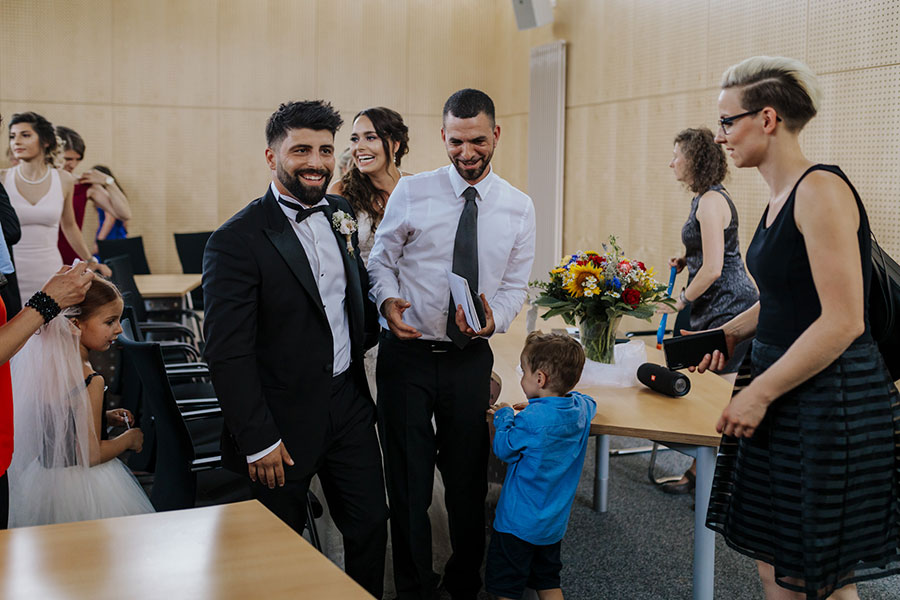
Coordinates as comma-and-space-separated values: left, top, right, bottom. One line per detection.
451, 149, 493, 183
276, 162, 332, 205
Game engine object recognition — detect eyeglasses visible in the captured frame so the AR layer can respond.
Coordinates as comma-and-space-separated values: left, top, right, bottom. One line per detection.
718, 109, 781, 135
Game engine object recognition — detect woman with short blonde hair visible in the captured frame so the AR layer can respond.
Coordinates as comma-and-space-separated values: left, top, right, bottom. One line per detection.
697, 56, 899, 599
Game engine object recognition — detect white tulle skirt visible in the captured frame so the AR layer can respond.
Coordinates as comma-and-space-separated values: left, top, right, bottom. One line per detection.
8, 456, 154, 527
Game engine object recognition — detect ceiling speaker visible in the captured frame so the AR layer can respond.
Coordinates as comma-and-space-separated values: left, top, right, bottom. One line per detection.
511, 0, 554, 31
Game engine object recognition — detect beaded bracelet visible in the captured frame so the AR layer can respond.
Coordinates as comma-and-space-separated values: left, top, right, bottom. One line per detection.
25, 291, 61, 323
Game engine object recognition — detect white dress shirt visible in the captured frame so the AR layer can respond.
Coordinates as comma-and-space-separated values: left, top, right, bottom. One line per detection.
368, 165, 536, 341
248, 182, 352, 463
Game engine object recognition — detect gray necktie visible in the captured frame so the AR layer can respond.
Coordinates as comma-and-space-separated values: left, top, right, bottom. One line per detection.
447, 186, 485, 348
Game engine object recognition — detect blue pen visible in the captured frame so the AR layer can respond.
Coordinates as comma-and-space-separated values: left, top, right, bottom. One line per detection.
657, 265, 677, 348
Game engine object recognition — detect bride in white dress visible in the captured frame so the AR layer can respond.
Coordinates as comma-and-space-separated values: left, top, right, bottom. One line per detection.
2, 112, 111, 303
328, 108, 450, 593
8, 277, 154, 526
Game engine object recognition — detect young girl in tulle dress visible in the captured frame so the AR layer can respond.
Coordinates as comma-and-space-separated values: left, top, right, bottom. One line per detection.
8, 277, 154, 526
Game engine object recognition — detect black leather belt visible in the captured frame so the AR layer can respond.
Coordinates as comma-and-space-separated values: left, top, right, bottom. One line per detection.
380, 329, 459, 353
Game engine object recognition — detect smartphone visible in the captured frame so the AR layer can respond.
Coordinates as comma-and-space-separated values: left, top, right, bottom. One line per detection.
662, 329, 729, 370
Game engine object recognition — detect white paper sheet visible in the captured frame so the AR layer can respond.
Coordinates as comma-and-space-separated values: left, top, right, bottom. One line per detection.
448, 272, 483, 331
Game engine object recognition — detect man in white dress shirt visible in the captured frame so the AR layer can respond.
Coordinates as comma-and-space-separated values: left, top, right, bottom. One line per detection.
203, 101, 386, 597
369, 89, 536, 600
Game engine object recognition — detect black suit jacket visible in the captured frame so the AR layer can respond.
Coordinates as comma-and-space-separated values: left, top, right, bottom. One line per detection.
0, 181, 21, 314
202, 188, 378, 478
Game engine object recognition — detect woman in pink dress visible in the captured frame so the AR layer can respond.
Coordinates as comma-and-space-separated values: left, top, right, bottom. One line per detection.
1, 112, 110, 303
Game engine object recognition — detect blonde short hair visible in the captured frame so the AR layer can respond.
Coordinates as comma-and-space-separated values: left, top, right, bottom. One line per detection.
720, 56, 821, 132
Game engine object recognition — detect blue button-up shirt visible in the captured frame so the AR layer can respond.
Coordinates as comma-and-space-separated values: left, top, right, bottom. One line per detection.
492, 391, 596, 545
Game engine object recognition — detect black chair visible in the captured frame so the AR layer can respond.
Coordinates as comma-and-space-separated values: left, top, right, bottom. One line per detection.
98, 236, 151, 275
174, 231, 212, 310
117, 335, 323, 546
107, 255, 201, 345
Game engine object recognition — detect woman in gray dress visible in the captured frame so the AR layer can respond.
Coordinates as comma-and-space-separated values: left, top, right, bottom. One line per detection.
658, 127, 758, 493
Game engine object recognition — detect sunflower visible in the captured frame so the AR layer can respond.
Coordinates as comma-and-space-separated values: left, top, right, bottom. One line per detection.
563, 263, 604, 298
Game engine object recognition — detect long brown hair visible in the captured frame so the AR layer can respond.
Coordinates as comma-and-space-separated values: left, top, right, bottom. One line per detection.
339, 107, 409, 225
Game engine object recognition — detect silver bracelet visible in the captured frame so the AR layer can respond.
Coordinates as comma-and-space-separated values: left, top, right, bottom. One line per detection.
679, 289, 693, 307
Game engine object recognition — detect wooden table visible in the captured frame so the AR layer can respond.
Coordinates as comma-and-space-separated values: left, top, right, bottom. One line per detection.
490, 312, 733, 600
0, 500, 372, 600
134, 274, 202, 300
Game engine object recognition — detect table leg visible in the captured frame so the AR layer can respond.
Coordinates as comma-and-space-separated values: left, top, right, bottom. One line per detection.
593, 434, 610, 513
693, 445, 716, 600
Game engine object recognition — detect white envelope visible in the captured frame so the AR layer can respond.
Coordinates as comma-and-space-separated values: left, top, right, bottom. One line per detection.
448, 272, 483, 331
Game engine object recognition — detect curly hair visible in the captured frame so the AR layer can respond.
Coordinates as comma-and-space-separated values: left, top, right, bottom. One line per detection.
339, 107, 409, 226
9, 111, 58, 165
673, 127, 727, 195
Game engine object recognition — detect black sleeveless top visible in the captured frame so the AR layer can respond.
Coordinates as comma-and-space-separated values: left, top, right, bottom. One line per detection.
85, 372, 109, 441
746, 164, 872, 347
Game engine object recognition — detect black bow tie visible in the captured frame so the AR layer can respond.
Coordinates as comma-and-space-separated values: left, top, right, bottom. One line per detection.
278, 198, 328, 223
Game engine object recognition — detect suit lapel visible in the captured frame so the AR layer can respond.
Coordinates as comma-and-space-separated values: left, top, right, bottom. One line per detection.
261, 190, 327, 322
325, 196, 365, 348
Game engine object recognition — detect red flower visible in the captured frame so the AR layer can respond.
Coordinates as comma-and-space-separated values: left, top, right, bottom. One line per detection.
576, 259, 587, 266
636, 261, 646, 271
622, 288, 641, 307
590, 255, 603, 266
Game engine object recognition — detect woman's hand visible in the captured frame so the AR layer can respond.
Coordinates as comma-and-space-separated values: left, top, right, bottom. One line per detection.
669, 256, 686, 273
106, 408, 134, 428
683, 327, 738, 374
90, 261, 112, 277
78, 169, 110, 187
716, 387, 768, 438
655, 300, 679, 314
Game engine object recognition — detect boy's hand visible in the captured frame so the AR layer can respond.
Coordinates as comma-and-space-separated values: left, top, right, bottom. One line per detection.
512, 402, 529, 411
487, 402, 513, 416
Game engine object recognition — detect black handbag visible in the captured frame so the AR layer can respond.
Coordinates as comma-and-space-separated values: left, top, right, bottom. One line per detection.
870, 232, 900, 381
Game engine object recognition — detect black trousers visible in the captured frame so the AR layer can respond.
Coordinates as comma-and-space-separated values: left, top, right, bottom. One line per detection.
0, 471, 8, 530
251, 371, 388, 598
377, 331, 493, 600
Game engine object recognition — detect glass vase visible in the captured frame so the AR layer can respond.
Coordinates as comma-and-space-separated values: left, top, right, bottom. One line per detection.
579, 315, 622, 364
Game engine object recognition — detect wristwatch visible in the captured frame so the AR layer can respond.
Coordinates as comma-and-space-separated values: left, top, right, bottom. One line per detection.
104, 175, 115, 186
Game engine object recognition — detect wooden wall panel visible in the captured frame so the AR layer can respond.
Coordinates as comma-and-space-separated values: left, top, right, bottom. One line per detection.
706, 0, 807, 88
0, 0, 113, 104
217, 0, 318, 109
553, 0, 634, 107
112, 106, 218, 273
216, 109, 272, 224
316, 0, 409, 115
491, 113, 528, 195
406, 0, 499, 117
111, 0, 218, 107
629, 0, 708, 99
402, 114, 447, 176
808, 0, 900, 73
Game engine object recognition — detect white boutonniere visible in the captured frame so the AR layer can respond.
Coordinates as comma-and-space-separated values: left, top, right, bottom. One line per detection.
332, 210, 358, 257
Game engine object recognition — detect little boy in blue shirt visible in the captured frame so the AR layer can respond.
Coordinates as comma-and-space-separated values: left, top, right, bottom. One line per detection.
486, 331, 596, 600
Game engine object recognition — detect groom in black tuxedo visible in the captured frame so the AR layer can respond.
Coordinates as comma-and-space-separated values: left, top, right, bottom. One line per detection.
202, 101, 387, 597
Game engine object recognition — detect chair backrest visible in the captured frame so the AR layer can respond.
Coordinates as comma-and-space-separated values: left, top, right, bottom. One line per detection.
173, 231, 211, 311
98, 236, 151, 275
174, 232, 212, 274
117, 336, 197, 511
107, 256, 148, 322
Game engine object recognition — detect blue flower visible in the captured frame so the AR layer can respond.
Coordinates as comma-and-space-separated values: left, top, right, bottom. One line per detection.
611, 276, 621, 290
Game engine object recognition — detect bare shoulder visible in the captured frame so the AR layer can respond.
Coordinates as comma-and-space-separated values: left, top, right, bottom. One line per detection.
794, 170, 858, 231
58, 168, 75, 189
696, 189, 730, 223
327, 179, 345, 195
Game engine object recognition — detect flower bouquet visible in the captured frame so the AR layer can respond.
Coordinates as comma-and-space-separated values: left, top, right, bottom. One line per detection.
532, 236, 674, 363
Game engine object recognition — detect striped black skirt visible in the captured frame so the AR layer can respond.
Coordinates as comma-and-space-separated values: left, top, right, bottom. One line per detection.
705, 340, 900, 599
